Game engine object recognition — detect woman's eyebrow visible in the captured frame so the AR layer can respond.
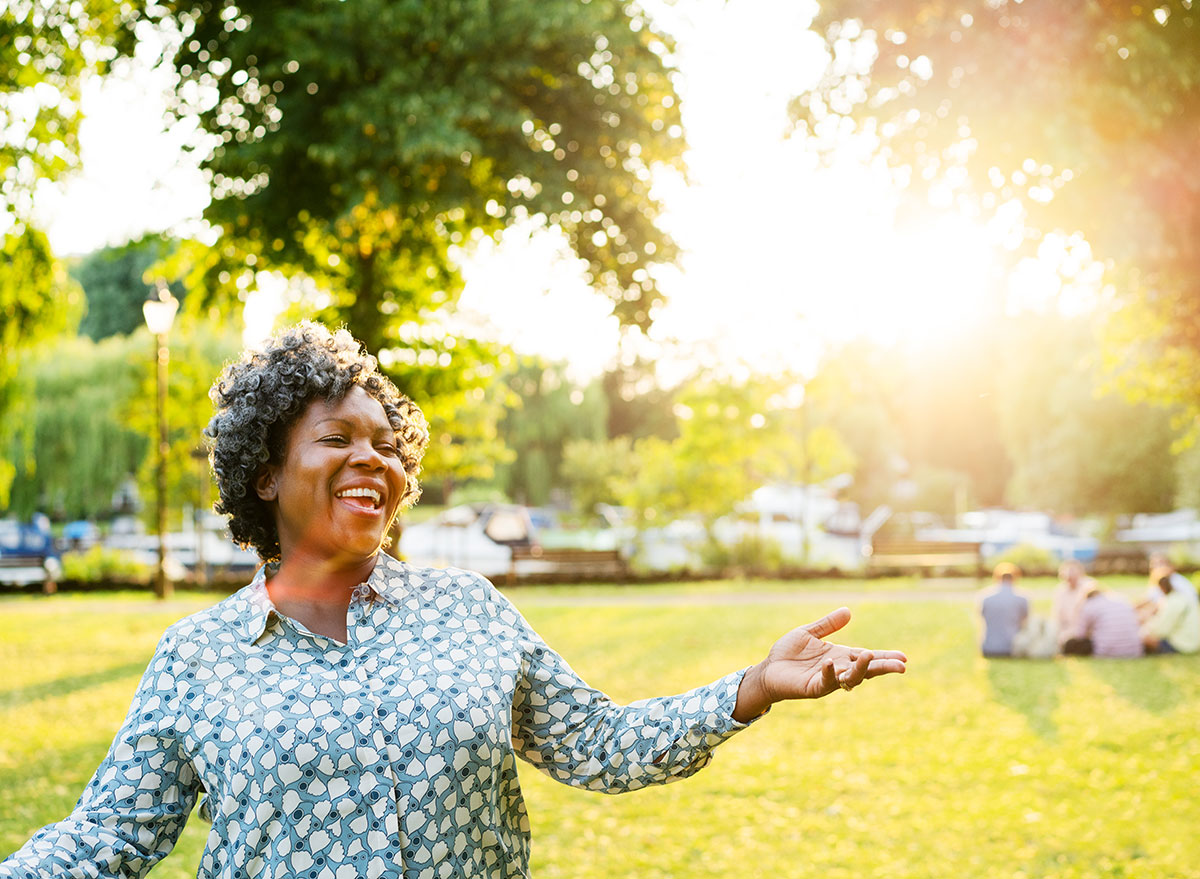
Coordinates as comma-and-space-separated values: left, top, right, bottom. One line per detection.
314, 417, 393, 435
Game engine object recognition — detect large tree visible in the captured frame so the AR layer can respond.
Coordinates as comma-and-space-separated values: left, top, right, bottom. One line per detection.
0, 230, 80, 507
158, 0, 684, 347
796, 1, 1200, 413
6, 332, 147, 521
148, 0, 684, 492
496, 359, 607, 506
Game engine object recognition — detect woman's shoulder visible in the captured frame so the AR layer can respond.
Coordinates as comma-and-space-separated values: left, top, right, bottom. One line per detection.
378, 554, 515, 615
380, 555, 495, 596
159, 574, 271, 646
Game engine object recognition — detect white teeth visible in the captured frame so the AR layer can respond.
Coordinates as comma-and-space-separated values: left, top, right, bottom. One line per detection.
337, 487, 381, 505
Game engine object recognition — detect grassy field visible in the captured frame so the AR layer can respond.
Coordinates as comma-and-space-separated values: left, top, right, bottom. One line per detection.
1, 581, 1196, 878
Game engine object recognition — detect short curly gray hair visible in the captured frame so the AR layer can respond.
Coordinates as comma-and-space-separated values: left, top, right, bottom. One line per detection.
204, 321, 428, 562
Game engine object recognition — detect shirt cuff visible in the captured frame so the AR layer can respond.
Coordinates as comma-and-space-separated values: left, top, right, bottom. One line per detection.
709, 666, 771, 734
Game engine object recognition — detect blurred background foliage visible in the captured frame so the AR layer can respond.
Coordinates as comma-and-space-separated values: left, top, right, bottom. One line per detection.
796, 0, 1200, 419
3, 0, 1200, 536
12, 271, 1197, 538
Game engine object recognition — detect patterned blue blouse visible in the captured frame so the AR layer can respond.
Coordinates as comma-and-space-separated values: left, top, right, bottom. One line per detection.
1, 554, 755, 878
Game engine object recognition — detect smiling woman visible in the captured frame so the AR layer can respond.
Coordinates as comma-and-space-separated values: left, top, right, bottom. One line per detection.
0, 321, 906, 879
257, 390, 407, 557
205, 323, 427, 565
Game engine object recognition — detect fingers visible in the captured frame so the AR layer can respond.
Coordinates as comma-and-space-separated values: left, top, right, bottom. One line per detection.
838, 649, 874, 690
821, 658, 838, 692
840, 648, 907, 662
838, 652, 908, 691
863, 659, 907, 678
803, 607, 852, 640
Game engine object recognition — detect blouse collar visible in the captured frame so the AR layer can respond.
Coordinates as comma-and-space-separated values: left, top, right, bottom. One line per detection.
238, 551, 410, 643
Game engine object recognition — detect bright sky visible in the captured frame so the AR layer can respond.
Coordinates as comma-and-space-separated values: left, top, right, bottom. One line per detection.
36, 0, 1089, 384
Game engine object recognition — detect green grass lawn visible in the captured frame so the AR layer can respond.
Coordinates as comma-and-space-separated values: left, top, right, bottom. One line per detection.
1, 582, 1196, 878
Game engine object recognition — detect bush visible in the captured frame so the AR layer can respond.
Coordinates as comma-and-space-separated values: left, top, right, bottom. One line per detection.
1167, 542, 1200, 572
60, 546, 151, 583
700, 535, 785, 576
985, 542, 1057, 576
447, 483, 510, 506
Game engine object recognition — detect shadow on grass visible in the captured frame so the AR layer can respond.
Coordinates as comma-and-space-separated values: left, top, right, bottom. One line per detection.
1087, 656, 1181, 715
986, 659, 1069, 739
0, 736, 112, 845
0, 660, 148, 711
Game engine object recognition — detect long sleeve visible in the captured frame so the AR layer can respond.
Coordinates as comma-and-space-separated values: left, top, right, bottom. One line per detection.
0, 630, 201, 879
507, 604, 758, 794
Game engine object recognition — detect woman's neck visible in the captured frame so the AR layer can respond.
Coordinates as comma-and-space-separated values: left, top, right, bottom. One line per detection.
263, 551, 379, 644
267, 549, 378, 605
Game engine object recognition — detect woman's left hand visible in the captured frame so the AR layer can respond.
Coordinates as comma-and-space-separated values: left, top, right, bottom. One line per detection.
732, 607, 907, 722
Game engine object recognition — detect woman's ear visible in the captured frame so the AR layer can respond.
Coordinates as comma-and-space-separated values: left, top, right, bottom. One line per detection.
254, 465, 279, 502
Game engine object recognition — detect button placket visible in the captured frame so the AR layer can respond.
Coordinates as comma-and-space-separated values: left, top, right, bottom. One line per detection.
352, 590, 407, 872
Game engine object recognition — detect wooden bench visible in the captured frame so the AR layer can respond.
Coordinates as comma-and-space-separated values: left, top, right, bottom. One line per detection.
867, 540, 985, 575
507, 546, 628, 584
0, 554, 60, 593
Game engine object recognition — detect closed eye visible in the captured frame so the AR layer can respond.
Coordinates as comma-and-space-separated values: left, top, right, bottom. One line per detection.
320, 435, 348, 444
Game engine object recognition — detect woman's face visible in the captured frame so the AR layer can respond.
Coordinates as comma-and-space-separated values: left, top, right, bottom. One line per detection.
255, 385, 407, 565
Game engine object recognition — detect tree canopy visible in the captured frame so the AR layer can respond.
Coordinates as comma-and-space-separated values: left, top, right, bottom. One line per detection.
7, 332, 146, 521
2, 0, 136, 225
158, 0, 684, 348
74, 235, 183, 340
796, 0, 1200, 412
496, 359, 607, 506
620, 374, 854, 533
1, 0, 140, 503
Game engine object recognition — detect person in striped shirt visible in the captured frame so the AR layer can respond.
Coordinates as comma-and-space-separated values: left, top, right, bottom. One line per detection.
1062, 586, 1143, 658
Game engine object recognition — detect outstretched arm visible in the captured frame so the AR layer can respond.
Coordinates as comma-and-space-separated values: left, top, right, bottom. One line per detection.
0, 631, 199, 879
732, 607, 907, 722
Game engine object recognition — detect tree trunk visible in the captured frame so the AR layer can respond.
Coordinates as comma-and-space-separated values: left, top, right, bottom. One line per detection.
348, 249, 384, 354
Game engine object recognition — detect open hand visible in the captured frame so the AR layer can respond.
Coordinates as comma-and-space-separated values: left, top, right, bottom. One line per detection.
732, 607, 907, 722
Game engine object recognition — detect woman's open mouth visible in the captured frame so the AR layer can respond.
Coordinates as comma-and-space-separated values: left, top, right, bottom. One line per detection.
335, 487, 383, 512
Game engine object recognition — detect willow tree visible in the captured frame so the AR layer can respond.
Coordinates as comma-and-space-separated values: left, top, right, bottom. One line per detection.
6, 333, 147, 520
795, 1, 1200, 414
5, 323, 241, 522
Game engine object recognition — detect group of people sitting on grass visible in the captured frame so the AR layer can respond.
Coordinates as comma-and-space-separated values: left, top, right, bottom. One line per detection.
979, 554, 1200, 658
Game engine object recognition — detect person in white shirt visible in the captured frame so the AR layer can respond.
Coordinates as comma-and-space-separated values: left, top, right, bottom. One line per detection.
1136, 554, 1198, 623
1141, 573, 1200, 654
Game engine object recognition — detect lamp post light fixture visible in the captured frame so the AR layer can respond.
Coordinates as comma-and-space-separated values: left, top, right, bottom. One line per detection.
143, 282, 179, 600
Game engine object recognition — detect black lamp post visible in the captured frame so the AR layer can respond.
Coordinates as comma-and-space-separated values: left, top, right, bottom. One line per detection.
142, 282, 178, 600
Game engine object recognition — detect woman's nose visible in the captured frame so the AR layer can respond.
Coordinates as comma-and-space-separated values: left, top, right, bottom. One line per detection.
348, 440, 386, 469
